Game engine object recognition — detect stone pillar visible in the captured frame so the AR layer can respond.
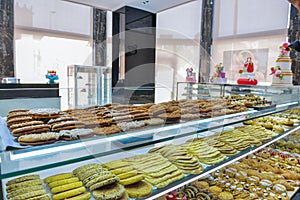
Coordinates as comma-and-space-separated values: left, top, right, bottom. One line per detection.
288, 5, 300, 85
0, 0, 14, 78
93, 8, 107, 66
199, 0, 214, 83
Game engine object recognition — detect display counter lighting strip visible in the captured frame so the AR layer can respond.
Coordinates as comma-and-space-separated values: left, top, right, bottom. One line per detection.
276, 101, 299, 108
148, 125, 300, 200
10, 142, 84, 160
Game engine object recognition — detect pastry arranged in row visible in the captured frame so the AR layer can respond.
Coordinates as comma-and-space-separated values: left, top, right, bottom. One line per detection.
44, 173, 90, 200
6, 174, 50, 200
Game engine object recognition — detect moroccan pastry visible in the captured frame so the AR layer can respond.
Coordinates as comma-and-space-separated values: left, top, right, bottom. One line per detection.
18, 132, 59, 146
125, 181, 152, 198
92, 183, 125, 200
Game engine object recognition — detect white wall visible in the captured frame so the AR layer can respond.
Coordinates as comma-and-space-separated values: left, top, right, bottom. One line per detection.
216, 0, 290, 37
15, 0, 92, 35
155, 0, 202, 103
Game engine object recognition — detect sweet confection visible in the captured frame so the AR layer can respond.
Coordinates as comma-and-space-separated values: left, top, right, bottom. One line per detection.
73, 163, 120, 192
18, 132, 60, 146
124, 181, 152, 198
59, 128, 94, 140
270, 42, 293, 86
125, 153, 184, 188
149, 144, 204, 174
212, 62, 227, 84
92, 183, 125, 200
237, 57, 258, 85
6, 174, 50, 200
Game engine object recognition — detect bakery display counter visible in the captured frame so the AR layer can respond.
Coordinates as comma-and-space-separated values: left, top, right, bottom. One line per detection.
1, 105, 300, 199
0, 102, 299, 180
1, 85, 300, 200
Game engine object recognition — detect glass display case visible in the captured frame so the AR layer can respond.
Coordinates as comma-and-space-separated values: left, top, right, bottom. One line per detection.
177, 82, 300, 105
0, 85, 300, 200
68, 65, 112, 108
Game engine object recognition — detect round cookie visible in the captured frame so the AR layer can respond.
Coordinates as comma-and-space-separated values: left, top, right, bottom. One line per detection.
125, 181, 152, 198
92, 183, 125, 200
89, 177, 120, 191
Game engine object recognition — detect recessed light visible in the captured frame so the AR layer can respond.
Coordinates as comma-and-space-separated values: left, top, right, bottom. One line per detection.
142, 0, 150, 5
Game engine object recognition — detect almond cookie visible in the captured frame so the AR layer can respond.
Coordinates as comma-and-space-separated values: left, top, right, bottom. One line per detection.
77, 168, 108, 181
29, 108, 61, 119
59, 129, 94, 141
12, 124, 51, 137
52, 186, 86, 200
93, 125, 121, 135
7, 179, 43, 192
9, 189, 46, 200
7, 116, 33, 127
92, 183, 125, 200
85, 174, 115, 188
6, 174, 40, 186
89, 177, 120, 191
125, 181, 152, 198
6, 185, 44, 199
48, 177, 80, 189
51, 181, 83, 194
9, 121, 44, 131
73, 164, 102, 176
52, 121, 85, 132
7, 111, 30, 120
18, 132, 59, 146
44, 173, 73, 184
8, 109, 29, 114
142, 118, 165, 126
48, 116, 79, 125
82, 171, 112, 185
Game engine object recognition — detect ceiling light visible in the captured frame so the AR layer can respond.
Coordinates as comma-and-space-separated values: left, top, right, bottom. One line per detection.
142, 0, 150, 5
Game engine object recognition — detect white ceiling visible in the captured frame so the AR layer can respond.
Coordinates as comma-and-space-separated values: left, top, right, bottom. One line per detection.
64, 0, 197, 13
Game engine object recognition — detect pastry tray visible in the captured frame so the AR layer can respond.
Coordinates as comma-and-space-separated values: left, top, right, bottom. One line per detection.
246, 102, 276, 110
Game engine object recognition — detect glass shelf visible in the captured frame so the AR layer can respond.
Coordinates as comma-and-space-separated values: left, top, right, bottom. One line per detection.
0, 101, 299, 180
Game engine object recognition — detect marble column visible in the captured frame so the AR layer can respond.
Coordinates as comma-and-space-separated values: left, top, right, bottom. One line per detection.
93, 8, 107, 66
0, 0, 14, 78
288, 5, 300, 85
199, 0, 214, 82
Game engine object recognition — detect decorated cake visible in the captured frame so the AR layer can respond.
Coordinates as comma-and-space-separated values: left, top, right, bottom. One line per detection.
270, 42, 293, 86
237, 57, 258, 85
186, 67, 197, 83
212, 63, 227, 84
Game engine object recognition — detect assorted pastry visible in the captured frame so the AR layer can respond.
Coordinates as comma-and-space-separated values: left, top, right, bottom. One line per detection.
164, 147, 300, 200
4, 98, 250, 146
5, 126, 300, 200
225, 93, 270, 107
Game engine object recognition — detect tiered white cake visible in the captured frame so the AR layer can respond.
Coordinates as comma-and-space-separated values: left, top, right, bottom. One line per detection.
271, 43, 293, 86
